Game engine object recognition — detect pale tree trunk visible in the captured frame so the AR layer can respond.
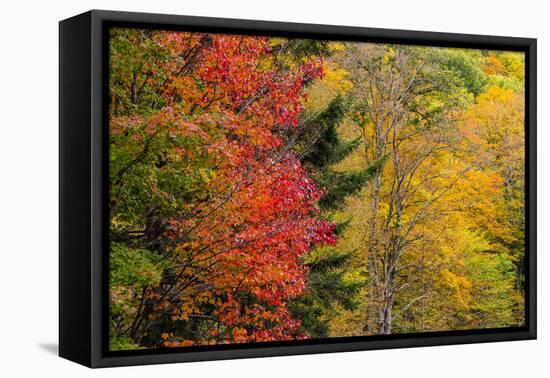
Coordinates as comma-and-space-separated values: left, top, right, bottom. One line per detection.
377, 137, 406, 335
365, 122, 384, 334
379, 265, 396, 334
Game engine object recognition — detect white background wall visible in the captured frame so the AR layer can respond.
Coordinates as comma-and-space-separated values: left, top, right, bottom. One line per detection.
0, 0, 546, 376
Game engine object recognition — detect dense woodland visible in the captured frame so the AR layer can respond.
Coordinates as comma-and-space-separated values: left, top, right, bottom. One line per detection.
108, 28, 525, 350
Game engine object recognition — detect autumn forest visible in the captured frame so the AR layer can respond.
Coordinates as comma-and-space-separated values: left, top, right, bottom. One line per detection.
108, 28, 526, 350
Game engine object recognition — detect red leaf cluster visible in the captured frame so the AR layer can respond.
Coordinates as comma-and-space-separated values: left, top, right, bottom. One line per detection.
113, 32, 334, 346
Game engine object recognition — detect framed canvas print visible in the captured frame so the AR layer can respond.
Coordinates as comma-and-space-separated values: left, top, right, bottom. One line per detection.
59, 10, 537, 368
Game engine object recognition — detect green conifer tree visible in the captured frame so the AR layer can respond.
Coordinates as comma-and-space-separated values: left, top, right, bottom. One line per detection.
290, 95, 384, 337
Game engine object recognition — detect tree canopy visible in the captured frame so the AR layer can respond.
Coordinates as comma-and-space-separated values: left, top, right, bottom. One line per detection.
108, 29, 526, 349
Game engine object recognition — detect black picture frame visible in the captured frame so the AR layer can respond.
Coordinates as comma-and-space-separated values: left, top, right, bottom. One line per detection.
59, 9, 537, 368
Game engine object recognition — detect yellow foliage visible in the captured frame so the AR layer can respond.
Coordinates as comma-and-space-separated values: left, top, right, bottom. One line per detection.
441, 268, 473, 308
484, 54, 506, 75
322, 61, 353, 94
